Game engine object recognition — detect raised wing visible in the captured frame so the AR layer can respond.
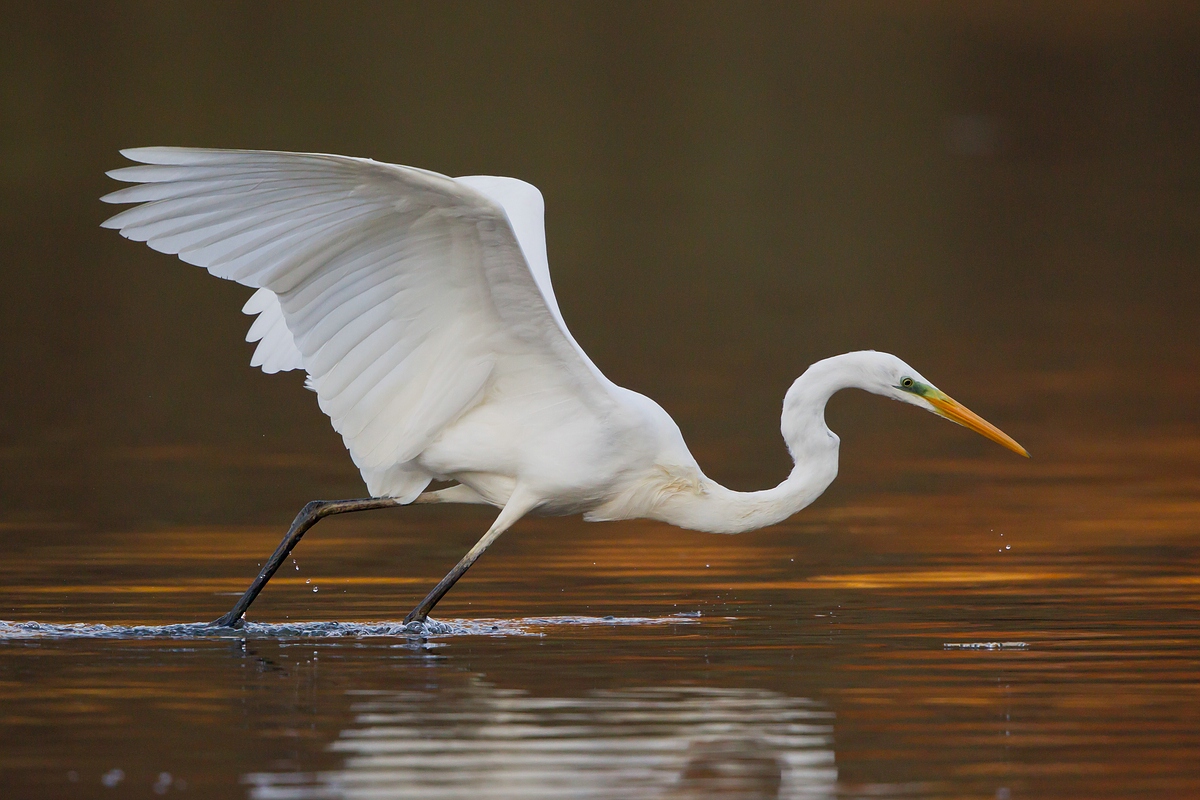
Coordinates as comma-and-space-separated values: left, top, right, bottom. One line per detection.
102, 147, 617, 500
452, 175, 613, 389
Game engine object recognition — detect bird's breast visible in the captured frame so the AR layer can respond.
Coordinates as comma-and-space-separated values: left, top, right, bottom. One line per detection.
418, 401, 655, 512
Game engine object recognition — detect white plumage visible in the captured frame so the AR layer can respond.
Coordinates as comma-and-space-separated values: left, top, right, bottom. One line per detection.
103, 147, 1026, 624
243, 288, 305, 374
104, 148, 635, 507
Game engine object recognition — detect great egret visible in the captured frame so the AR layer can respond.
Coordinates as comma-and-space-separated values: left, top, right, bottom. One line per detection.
102, 148, 1027, 629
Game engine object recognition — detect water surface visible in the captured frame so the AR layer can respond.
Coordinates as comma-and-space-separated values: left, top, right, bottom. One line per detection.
3, 419, 1198, 798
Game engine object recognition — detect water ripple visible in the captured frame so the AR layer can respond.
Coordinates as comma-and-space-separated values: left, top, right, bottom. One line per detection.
0, 614, 699, 640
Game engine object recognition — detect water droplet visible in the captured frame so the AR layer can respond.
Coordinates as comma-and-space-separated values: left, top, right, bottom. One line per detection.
305, 579, 311, 584
1005, 545, 1011, 550
313, 586, 318, 592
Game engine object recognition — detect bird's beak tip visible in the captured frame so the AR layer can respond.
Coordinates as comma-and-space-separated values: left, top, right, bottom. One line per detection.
926, 393, 1029, 458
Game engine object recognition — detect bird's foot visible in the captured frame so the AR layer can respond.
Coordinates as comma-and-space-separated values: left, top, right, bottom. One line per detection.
208, 611, 246, 630
400, 617, 454, 636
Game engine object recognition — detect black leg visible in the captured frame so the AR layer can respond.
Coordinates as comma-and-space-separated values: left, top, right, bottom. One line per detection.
403, 489, 537, 625
210, 497, 405, 628
402, 527, 501, 624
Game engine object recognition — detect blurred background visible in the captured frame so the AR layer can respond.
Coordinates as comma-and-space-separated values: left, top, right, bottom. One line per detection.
3, 4, 1200, 797
1, 1, 1197, 541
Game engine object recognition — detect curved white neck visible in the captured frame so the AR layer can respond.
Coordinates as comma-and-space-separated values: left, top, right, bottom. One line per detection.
655, 353, 886, 534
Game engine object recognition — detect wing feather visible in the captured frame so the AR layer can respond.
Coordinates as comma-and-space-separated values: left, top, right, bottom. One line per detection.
102, 147, 616, 499
242, 289, 305, 374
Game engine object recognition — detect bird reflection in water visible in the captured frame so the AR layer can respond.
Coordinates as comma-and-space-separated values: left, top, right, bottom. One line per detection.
243, 685, 834, 799
666, 738, 784, 800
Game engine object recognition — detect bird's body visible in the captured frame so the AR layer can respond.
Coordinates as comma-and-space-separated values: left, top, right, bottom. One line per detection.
418, 362, 840, 535
102, 147, 1026, 626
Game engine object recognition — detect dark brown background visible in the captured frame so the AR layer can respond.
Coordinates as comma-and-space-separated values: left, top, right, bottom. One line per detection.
3, 2, 1197, 531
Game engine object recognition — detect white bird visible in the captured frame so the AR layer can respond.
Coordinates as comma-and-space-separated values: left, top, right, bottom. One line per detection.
102, 147, 1028, 629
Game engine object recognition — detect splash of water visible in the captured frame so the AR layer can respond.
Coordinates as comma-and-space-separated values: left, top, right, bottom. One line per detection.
0, 614, 700, 641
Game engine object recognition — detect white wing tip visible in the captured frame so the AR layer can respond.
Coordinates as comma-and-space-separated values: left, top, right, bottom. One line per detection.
117, 146, 220, 165
116, 146, 186, 165
241, 287, 274, 315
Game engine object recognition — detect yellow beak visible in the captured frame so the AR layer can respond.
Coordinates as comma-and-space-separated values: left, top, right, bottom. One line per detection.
925, 393, 1029, 457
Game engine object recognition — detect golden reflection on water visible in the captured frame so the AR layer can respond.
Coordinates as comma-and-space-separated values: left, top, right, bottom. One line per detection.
2, 422, 1198, 797
2, 419, 1198, 799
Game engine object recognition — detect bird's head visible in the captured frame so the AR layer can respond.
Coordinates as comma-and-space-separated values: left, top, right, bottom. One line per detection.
858, 352, 1029, 457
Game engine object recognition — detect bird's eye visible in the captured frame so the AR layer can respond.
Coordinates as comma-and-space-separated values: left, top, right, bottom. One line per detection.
900, 377, 914, 389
